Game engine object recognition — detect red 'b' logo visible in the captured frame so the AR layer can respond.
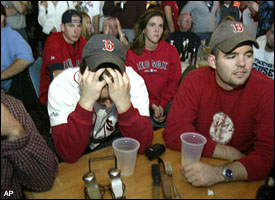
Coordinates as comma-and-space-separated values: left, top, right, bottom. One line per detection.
102, 39, 114, 51
231, 23, 244, 33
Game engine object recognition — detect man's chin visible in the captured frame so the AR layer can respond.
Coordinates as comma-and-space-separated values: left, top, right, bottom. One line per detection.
71, 37, 80, 42
98, 100, 113, 107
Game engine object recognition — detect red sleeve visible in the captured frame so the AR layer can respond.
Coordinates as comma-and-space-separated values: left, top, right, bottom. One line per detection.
236, 89, 274, 181
162, 73, 217, 156
118, 104, 154, 154
161, 1, 179, 31
149, 98, 159, 110
40, 34, 64, 105
159, 46, 181, 108
52, 103, 94, 163
42, 34, 64, 67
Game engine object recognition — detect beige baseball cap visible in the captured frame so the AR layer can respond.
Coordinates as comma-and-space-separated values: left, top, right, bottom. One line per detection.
209, 21, 259, 53
82, 34, 126, 73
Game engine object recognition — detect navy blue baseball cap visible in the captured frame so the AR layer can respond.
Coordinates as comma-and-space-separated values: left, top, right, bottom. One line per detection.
62, 9, 82, 24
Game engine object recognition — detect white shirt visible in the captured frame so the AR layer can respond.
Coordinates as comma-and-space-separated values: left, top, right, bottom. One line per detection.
47, 66, 150, 149
38, 1, 76, 34
253, 35, 274, 79
239, 2, 258, 38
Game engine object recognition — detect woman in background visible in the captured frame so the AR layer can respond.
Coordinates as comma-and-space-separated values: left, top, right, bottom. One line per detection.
125, 9, 181, 128
81, 11, 92, 40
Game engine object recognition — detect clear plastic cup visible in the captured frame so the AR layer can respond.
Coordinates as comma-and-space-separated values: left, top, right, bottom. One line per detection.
112, 137, 140, 176
180, 132, 206, 166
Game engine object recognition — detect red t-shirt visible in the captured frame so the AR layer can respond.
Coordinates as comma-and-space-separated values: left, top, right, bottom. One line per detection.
161, 1, 179, 31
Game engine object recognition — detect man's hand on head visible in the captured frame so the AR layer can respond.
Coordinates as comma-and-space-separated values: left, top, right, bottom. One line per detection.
79, 67, 107, 111
103, 68, 131, 114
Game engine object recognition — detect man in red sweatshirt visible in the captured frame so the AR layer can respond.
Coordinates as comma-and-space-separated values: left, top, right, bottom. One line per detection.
40, 9, 87, 105
163, 21, 274, 186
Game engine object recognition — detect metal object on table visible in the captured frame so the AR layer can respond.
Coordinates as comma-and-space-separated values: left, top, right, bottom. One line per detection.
165, 162, 181, 199
89, 155, 117, 173
108, 168, 125, 199
158, 158, 172, 199
151, 164, 161, 199
83, 155, 126, 199
83, 172, 102, 199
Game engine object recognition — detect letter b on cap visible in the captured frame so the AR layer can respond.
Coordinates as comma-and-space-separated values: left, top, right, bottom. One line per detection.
231, 23, 244, 33
102, 39, 114, 52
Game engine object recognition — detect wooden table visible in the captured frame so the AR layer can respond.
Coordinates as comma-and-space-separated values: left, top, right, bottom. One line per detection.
24, 129, 264, 199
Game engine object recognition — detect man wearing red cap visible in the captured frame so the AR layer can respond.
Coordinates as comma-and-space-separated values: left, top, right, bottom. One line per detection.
163, 21, 274, 186
40, 9, 87, 106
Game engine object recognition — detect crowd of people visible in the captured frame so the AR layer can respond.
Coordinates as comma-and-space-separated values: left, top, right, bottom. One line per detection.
1, 1, 274, 199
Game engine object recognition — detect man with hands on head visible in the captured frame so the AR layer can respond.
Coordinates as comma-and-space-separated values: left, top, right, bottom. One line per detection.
78, 64, 131, 115
47, 34, 153, 163
163, 21, 274, 187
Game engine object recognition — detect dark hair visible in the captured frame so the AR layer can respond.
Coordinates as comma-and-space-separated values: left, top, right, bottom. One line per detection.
96, 63, 121, 81
79, 59, 122, 77
212, 41, 255, 58
131, 9, 168, 55
212, 47, 220, 59
1, 4, 6, 17
79, 58, 87, 74
219, 1, 234, 6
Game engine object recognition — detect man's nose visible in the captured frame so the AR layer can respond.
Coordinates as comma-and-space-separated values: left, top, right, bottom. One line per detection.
236, 56, 246, 67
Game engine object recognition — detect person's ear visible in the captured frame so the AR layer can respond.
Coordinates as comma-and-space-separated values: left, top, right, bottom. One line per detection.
60, 24, 64, 32
208, 54, 217, 69
78, 71, 82, 84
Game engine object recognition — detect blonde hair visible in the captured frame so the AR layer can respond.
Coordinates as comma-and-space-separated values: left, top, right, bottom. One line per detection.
81, 12, 92, 40
220, 16, 236, 24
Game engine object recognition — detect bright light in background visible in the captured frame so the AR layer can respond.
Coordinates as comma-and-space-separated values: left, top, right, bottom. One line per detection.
233, 1, 240, 7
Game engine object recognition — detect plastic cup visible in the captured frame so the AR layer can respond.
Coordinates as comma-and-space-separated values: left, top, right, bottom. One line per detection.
180, 132, 206, 166
112, 137, 140, 176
